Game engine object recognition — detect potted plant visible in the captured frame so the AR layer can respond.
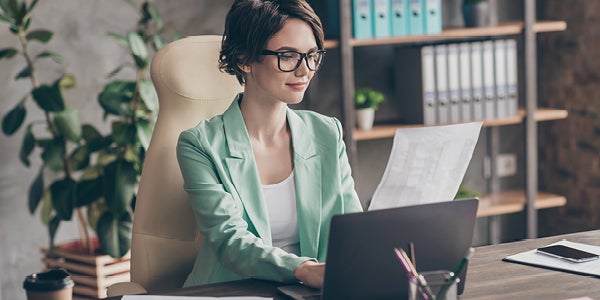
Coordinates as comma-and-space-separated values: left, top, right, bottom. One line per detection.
462, 0, 497, 28
354, 88, 385, 131
0, 0, 172, 298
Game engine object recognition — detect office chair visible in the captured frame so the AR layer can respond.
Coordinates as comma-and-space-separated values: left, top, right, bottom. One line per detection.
107, 35, 242, 296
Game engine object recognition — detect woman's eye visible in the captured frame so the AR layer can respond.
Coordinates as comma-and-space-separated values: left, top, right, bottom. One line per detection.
280, 54, 295, 60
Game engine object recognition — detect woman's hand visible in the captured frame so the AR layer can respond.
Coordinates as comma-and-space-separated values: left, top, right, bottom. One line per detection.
294, 260, 325, 289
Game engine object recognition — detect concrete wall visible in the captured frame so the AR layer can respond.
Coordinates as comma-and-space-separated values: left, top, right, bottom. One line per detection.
0, 1, 231, 299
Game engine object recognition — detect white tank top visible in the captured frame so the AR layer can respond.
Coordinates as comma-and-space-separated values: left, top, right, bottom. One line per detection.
262, 172, 300, 255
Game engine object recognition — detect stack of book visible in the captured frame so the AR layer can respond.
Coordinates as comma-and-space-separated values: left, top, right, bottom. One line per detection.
394, 39, 519, 125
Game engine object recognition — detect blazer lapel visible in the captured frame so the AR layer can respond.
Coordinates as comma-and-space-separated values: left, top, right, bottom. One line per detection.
287, 109, 322, 258
223, 97, 272, 244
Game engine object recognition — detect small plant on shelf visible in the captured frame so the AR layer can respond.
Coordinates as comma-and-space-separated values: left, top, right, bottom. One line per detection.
354, 88, 385, 131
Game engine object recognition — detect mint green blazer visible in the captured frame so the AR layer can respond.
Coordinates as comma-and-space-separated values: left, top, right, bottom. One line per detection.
177, 94, 363, 287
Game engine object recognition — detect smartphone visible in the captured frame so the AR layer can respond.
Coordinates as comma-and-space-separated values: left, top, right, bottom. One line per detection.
536, 245, 600, 263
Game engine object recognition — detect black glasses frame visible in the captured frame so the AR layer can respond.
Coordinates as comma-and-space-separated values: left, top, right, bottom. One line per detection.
261, 49, 326, 72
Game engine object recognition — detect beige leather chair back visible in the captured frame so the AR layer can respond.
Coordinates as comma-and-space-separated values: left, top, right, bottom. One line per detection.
131, 35, 242, 291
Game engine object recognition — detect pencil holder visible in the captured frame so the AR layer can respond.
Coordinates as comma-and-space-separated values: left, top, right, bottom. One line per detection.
408, 270, 458, 300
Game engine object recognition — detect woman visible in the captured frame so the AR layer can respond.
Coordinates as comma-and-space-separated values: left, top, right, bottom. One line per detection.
176, 0, 363, 289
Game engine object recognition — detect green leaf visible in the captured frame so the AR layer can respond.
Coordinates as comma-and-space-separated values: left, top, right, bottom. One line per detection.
53, 107, 81, 142
69, 145, 89, 171
96, 210, 132, 258
40, 189, 52, 225
138, 80, 158, 111
32, 84, 65, 112
107, 32, 128, 47
81, 124, 102, 142
26, 29, 53, 43
0, 12, 12, 24
152, 35, 164, 50
106, 64, 124, 78
147, 2, 163, 28
28, 167, 44, 214
88, 136, 113, 153
98, 81, 136, 116
14, 65, 31, 80
136, 118, 153, 150
36, 51, 63, 63
128, 31, 148, 68
48, 216, 60, 250
102, 159, 136, 216
59, 74, 76, 89
76, 177, 102, 207
40, 137, 65, 172
19, 124, 35, 166
111, 122, 135, 147
0, 47, 17, 59
28, 0, 39, 11
50, 177, 77, 221
2, 101, 26, 135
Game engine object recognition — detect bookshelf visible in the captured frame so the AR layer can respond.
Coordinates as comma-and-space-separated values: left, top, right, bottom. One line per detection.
325, 0, 568, 243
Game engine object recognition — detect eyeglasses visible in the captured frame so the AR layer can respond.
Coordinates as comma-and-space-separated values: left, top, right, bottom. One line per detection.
261, 49, 326, 72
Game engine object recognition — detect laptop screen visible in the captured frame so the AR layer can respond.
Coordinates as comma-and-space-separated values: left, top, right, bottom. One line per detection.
321, 199, 478, 300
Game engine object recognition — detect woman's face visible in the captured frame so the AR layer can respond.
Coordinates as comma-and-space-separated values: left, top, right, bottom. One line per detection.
244, 18, 319, 105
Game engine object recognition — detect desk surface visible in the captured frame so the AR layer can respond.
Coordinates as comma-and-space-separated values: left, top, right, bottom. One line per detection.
112, 230, 600, 299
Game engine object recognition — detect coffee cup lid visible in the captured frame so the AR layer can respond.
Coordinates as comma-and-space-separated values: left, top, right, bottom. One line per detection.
23, 268, 75, 292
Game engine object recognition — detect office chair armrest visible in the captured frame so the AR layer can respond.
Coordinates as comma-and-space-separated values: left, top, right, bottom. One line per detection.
106, 282, 148, 297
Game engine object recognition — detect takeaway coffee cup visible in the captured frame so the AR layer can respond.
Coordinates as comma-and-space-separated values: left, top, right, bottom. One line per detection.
23, 268, 74, 300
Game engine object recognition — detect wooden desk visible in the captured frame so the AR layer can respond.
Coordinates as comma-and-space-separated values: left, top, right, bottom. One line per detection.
110, 230, 600, 299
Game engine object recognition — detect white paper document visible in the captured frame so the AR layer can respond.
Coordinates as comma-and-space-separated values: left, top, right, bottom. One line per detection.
122, 296, 272, 300
368, 122, 482, 210
504, 240, 600, 277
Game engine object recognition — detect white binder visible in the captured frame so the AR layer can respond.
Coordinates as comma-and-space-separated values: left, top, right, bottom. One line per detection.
447, 43, 461, 123
506, 39, 519, 117
459, 42, 472, 122
470, 42, 484, 120
494, 39, 508, 118
393, 45, 437, 125
435, 44, 449, 124
482, 40, 496, 120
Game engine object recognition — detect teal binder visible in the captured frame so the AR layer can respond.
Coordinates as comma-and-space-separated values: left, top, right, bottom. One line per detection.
423, 0, 442, 34
391, 0, 409, 36
353, 0, 373, 39
408, 0, 423, 35
372, 0, 391, 37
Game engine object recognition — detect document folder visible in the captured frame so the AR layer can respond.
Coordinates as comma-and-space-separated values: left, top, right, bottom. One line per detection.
372, 0, 391, 37
459, 42, 473, 122
435, 44, 450, 124
447, 43, 461, 123
504, 240, 600, 278
494, 39, 508, 118
391, 0, 409, 36
394, 45, 436, 125
423, 0, 442, 34
353, 0, 373, 39
408, 0, 423, 35
482, 40, 496, 120
470, 42, 484, 120
506, 39, 518, 117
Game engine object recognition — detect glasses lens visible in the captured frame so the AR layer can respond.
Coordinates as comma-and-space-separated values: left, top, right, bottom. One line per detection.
306, 51, 324, 71
278, 52, 302, 72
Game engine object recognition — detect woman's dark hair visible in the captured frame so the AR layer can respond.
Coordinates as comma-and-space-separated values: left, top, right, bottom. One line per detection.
219, 0, 324, 84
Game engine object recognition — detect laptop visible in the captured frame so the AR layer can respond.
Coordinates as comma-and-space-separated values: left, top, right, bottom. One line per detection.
278, 198, 479, 300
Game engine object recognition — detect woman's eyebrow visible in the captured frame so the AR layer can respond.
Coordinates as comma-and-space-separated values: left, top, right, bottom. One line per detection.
274, 46, 319, 52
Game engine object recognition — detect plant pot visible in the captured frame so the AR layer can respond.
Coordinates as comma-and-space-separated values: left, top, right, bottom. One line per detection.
42, 238, 130, 299
356, 108, 375, 131
462, 2, 496, 28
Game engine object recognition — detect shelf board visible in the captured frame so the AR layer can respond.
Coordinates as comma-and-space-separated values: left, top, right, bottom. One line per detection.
353, 108, 568, 141
324, 21, 567, 49
476, 190, 567, 218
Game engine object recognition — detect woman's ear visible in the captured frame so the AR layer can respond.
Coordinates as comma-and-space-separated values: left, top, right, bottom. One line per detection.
240, 64, 251, 73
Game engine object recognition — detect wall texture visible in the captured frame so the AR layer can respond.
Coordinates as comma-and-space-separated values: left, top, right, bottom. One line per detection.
0, 1, 231, 299
538, 0, 600, 235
